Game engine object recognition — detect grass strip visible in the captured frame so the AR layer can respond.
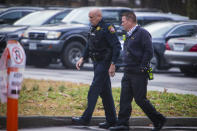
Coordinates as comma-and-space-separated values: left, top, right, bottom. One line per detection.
0, 79, 197, 117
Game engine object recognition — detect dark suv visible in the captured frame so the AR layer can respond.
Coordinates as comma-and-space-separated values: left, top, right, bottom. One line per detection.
0, 9, 72, 57
0, 6, 44, 25
20, 7, 133, 68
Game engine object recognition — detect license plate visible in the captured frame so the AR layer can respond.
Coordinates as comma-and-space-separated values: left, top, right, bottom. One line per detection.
173, 44, 184, 51
29, 43, 37, 50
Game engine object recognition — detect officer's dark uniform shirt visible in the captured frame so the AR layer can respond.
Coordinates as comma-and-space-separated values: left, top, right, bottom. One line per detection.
82, 19, 121, 64
123, 25, 153, 72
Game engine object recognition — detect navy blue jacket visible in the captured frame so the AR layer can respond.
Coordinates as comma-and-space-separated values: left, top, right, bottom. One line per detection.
123, 26, 153, 71
82, 19, 121, 64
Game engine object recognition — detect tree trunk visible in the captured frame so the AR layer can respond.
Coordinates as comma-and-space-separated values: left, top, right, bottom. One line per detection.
80, 0, 89, 6
106, 0, 112, 6
0, 0, 6, 4
128, 0, 135, 8
187, 0, 197, 19
95, 0, 111, 6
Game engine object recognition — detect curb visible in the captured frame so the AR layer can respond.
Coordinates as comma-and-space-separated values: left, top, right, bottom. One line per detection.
0, 116, 197, 129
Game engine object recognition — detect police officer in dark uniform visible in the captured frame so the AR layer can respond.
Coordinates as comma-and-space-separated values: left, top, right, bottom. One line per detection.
109, 12, 166, 131
72, 8, 121, 129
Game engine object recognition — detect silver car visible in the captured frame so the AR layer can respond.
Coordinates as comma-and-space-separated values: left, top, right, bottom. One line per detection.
164, 36, 197, 76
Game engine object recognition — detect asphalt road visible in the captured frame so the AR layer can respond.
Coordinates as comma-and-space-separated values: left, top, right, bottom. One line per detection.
24, 63, 197, 96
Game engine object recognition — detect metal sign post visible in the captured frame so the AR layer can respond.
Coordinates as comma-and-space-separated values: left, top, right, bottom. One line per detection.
0, 40, 26, 131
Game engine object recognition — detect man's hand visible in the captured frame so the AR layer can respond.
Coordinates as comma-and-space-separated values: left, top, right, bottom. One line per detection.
76, 57, 84, 70
109, 63, 116, 77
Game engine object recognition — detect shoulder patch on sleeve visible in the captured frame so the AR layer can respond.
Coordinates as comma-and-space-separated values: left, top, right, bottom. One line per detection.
108, 25, 116, 33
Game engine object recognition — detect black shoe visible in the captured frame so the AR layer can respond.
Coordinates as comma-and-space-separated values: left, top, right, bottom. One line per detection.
72, 117, 89, 126
152, 117, 167, 131
109, 125, 129, 131
99, 122, 116, 129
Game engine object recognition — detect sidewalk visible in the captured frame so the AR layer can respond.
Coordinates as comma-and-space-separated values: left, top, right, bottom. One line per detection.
1, 126, 197, 131
1, 116, 197, 130
10, 126, 197, 131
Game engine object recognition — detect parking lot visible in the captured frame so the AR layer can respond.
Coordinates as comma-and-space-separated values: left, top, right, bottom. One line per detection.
0, 6, 196, 76
24, 63, 197, 96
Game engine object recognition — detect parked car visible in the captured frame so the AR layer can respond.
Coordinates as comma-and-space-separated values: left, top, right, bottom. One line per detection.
164, 36, 197, 76
0, 9, 72, 57
135, 12, 189, 26
0, 6, 44, 25
116, 13, 190, 69
142, 21, 197, 71
20, 6, 191, 69
20, 7, 133, 68
132, 8, 162, 12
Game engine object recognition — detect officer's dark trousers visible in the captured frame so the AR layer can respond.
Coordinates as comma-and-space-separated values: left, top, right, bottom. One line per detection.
81, 61, 117, 124
118, 73, 164, 125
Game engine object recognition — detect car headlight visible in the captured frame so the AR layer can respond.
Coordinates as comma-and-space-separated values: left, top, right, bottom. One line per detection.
7, 31, 25, 40
22, 30, 29, 38
47, 31, 61, 39
17, 31, 25, 38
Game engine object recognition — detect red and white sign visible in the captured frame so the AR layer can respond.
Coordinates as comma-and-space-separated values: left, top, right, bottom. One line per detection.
12, 47, 24, 64
0, 40, 26, 103
7, 41, 26, 68
8, 72, 23, 99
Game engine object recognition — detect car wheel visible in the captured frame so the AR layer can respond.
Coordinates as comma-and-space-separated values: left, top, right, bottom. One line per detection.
150, 53, 158, 72
61, 41, 84, 69
180, 66, 197, 77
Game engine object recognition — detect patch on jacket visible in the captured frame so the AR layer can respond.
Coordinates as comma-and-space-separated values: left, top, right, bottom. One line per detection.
96, 26, 101, 31
108, 25, 116, 33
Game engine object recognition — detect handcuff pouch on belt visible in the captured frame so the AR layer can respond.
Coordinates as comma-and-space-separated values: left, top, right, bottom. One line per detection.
89, 49, 112, 62
89, 51, 103, 62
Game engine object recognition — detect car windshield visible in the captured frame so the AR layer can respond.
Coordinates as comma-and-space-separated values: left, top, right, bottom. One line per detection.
62, 8, 121, 26
144, 22, 176, 38
62, 8, 90, 25
13, 10, 60, 26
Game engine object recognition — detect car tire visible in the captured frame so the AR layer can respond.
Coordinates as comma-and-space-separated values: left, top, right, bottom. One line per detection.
61, 41, 84, 69
180, 66, 197, 77
150, 53, 159, 72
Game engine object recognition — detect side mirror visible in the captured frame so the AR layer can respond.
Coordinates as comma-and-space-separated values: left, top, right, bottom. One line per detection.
0, 19, 4, 24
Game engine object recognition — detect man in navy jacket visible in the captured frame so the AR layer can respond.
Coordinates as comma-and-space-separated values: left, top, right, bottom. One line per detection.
110, 11, 166, 131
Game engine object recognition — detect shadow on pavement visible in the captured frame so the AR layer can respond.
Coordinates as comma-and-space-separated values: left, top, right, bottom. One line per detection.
67, 126, 151, 131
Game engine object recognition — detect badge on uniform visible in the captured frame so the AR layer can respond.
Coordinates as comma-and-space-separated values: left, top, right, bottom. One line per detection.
108, 25, 116, 33
131, 37, 134, 40
96, 26, 101, 31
